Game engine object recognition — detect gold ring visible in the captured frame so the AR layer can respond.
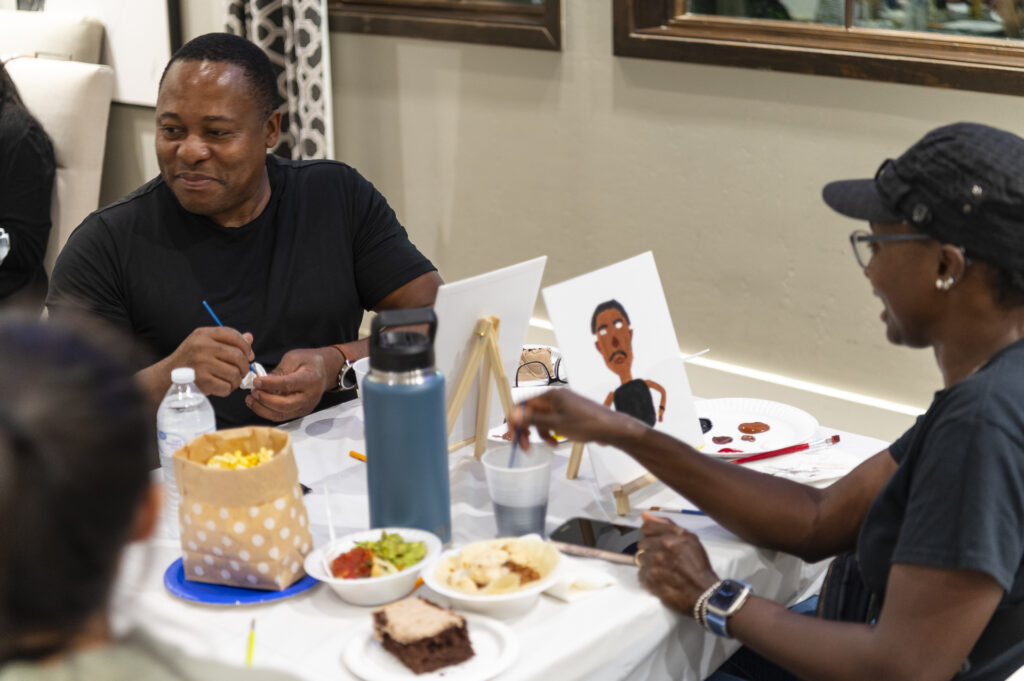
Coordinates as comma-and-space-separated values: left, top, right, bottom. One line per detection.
633, 549, 646, 567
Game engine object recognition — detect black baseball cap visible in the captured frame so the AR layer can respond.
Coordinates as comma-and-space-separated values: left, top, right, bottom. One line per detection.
822, 122, 1024, 274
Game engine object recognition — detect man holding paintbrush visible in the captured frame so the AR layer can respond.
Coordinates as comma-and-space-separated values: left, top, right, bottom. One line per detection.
46, 33, 440, 427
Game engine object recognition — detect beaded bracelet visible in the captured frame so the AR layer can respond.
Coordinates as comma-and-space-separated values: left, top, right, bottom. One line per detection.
693, 580, 722, 630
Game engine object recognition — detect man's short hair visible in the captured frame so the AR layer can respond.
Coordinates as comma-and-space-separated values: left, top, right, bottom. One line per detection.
591, 299, 630, 334
159, 32, 281, 119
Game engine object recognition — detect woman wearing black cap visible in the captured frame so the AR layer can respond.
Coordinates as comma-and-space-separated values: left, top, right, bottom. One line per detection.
509, 122, 1024, 681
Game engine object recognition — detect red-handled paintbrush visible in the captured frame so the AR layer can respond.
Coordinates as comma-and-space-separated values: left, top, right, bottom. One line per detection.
731, 434, 840, 465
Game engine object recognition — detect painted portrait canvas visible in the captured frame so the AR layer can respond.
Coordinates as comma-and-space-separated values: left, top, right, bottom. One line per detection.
543, 252, 705, 503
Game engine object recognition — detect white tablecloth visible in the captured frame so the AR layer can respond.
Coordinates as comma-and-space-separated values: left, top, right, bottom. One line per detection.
111, 399, 887, 681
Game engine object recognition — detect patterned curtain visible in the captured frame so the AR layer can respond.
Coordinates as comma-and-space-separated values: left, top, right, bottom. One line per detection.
226, 0, 334, 160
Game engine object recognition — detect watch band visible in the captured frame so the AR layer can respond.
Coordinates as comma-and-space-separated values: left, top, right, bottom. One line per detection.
703, 579, 753, 639
330, 346, 358, 392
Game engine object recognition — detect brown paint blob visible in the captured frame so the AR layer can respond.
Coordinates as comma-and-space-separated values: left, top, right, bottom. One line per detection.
712, 436, 733, 445
738, 421, 770, 434
741, 435, 756, 442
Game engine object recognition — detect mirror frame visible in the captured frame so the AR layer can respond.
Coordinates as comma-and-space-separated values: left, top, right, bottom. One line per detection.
614, 0, 1024, 96
328, 0, 562, 50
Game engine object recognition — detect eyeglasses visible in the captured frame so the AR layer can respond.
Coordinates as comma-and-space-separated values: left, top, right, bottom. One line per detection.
848, 230, 931, 270
515, 359, 567, 387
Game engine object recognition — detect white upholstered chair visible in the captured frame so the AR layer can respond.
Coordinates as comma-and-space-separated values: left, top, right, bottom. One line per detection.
1, 9, 114, 274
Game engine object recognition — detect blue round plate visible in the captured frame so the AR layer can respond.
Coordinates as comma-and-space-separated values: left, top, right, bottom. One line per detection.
163, 558, 319, 605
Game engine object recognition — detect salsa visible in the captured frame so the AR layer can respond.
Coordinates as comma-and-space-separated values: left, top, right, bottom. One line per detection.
328, 532, 428, 580
331, 546, 373, 579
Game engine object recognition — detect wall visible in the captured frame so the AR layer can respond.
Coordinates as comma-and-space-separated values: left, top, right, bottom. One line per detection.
100, 0, 1024, 441
98, 0, 226, 204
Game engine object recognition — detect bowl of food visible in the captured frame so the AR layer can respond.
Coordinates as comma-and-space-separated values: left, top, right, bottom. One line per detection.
422, 536, 562, 618
304, 528, 441, 606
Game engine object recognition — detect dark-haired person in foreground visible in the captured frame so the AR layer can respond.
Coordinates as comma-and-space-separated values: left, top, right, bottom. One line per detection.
0, 314, 299, 680
47, 33, 441, 427
0, 62, 54, 313
511, 122, 1024, 681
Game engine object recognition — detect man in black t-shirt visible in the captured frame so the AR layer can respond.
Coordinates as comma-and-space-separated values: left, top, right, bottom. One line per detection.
47, 34, 441, 427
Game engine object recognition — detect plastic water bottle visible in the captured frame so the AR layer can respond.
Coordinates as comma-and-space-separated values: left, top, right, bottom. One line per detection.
363, 308, 452, 543
157, 367, 216, 537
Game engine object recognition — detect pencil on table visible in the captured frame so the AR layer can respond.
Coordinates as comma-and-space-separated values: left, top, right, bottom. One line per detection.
246, 618, 255, 666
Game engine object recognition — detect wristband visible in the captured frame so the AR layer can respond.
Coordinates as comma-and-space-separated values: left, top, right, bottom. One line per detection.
329, 345, 357, 392
703, 579, 753, 638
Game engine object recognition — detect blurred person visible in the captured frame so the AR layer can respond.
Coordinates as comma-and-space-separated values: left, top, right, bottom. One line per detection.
0, 61, 55, 313
47, 33, 441, 426
0, 313, 300, 680
510, 122, 1024, 681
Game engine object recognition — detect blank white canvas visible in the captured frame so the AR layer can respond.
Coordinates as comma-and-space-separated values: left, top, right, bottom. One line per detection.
433, 256, 547, 445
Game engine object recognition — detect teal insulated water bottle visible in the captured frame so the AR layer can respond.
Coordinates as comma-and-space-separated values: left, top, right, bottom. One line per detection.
363, 308, 451, 543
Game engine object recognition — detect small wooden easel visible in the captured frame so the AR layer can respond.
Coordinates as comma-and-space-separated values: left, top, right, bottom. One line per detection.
566, 443, 658, 515
445, 317, 515, 459
444, 320, 659, 513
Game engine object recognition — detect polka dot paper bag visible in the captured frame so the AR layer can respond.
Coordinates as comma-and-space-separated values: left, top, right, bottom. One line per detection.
172, 427, 312, 591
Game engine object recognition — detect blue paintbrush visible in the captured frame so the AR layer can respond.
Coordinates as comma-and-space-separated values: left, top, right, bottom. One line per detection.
202, 300, 256, 373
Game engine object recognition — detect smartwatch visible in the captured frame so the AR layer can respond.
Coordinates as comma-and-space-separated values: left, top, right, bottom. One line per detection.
704, 579, 753, 638
332, 347, 358, 392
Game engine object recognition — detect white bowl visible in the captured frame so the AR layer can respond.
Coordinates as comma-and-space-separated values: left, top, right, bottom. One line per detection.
303, 528, 441, 607
421, 538, 562, 618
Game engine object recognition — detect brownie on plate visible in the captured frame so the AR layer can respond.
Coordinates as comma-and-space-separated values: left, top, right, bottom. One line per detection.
372, 597, 474, 674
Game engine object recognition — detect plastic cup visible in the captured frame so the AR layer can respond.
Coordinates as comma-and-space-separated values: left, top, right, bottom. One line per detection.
481, 442, 554, 538
353, 357, 370, 395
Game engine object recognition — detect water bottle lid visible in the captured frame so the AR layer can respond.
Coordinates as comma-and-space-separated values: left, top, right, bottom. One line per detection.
370, 330, 435, 372
369, 308, 438, 373
170, 367, 196, 384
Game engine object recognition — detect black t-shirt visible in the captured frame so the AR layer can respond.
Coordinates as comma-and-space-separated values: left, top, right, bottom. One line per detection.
0, 101, 55, 309
47, 155, 436, 427
859, 339, 1024, 680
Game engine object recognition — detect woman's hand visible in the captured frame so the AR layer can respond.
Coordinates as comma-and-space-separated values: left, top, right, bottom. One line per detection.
507, 388, 642, 449
636, 512, 720, 617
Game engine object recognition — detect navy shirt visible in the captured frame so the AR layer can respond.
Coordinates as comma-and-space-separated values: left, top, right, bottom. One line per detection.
859, 339, 1024, 680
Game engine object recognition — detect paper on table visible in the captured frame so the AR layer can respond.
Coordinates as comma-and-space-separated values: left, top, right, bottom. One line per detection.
742, 448, 866, 486
544, 555, 617, 602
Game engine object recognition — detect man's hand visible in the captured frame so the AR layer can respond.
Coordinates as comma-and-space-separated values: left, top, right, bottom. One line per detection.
246, 348, 332, 422
166, 327, 254, 397
635, 512, 719, 616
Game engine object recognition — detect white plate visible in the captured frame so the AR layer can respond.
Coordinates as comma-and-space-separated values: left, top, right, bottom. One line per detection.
343, 613, 519, 681
941, 19, 1004, 34
695, 398, 818, 458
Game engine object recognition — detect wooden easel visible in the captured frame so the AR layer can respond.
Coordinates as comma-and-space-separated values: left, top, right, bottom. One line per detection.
445, 317, 515, 459
566, 442, 658, 515
443, 320, 659, 513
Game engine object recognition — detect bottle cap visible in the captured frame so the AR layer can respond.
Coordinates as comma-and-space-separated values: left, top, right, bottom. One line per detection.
370, 330, 434, 372
369, 308, 438, 373
170, 367, 196, 384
